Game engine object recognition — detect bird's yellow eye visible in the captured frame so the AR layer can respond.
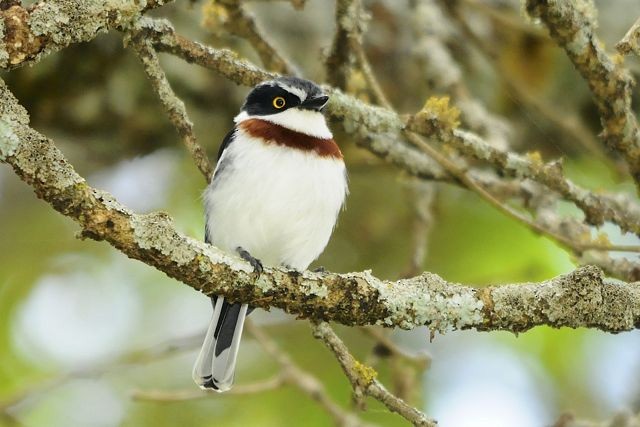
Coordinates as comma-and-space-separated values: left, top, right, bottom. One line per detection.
273, 96, 286, 109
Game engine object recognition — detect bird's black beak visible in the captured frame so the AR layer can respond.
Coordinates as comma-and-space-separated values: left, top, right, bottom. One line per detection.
301, 95, 329, 111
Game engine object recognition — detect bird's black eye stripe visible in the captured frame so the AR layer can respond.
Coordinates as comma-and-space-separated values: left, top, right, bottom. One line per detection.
242, 84, 302, 116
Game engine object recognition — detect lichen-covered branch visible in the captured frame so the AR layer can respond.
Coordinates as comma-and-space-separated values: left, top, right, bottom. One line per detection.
128, 31, 214, 181
441, 0, 609, 166
325, 0, 364, 89
0, 0, 171, 69
202, 0, 296, 74
2, 78, 640, 333
616, 16, 640, 57
407, 114, 640, 238
526, 0, 640, 188
2, 3, 640, 335
312, 322, 436, 427
140, 18, 640, 244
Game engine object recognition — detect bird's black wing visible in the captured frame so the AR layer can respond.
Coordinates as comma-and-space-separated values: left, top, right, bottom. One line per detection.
217, 127, 236, 160
207, 127, 237, 192
205, 127, 236, 245
196, 126, 251, 391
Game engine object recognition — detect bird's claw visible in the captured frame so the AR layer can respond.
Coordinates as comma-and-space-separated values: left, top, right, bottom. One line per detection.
237, 247, 263, 274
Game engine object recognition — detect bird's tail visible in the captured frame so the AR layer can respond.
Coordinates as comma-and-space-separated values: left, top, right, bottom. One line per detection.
192, 296, 248, 392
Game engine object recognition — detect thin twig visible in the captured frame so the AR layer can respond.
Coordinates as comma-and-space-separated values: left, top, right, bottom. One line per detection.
402, 180, 436, 278
326, 0, 364, 89
246, 321, 373, 427
617, 16, 640, 57
442, 0, 613, 170
404, 131, 640, 254
526, 0, 640, 189
312, 322, 436, 427
128, 34, 213, 181
354, 42, 391, 109
131, 375, 286, 402
359, 326, 431, 370
0, 332, 204, 413
202, 0, 296, 74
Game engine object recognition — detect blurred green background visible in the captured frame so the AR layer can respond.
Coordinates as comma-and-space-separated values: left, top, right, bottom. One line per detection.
1, 0, 640, 426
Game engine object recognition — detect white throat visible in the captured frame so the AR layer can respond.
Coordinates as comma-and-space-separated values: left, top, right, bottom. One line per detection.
234, 109, 333, 139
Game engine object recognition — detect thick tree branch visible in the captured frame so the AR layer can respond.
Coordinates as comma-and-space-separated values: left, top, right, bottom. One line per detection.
2, 47, 640, 335
1, 4, 640, 336
1, 99, 640, 335
0, 0, 170, 69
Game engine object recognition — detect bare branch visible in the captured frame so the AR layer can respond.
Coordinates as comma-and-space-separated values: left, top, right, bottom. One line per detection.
128, 33, 214, 182
526, 0, 640, 188
131, 375, 286, 402
312, 322, 436, 427
326, 0, 365, 89
617, 16, 640, 57
202, 0, 296, 74
246, 322, 373, 427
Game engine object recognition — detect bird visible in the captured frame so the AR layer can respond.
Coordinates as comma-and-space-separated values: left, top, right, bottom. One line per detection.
192, 76, 348, 392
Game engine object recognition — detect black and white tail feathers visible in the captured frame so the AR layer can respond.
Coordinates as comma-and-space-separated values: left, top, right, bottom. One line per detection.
192, 297, 249, 391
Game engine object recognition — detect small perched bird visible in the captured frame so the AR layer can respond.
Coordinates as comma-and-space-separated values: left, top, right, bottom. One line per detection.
193, 77, 348, 391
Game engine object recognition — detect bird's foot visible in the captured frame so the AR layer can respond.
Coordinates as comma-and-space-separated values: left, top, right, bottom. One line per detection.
312, 266, 326, 273
237, 247, 263, 274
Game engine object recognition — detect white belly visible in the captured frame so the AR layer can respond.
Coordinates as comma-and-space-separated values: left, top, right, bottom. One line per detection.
204, 131, 347, 270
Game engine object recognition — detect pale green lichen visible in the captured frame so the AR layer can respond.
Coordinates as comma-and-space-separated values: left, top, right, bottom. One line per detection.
0, 118, 21, 160
300, 277, 329, 298
254, 274, 275, 292
326, 89, 401, 135
368, 271, 484, 331
13, 127, 83, 190
27, 0, 146, 61
131, 213, 196, 266
0, 18, 8, 68
0, 80, 30, 125
92, 188, 130, 214
565, 26, 591, 56
130, 210, 252, 283
200, 243, 252, 274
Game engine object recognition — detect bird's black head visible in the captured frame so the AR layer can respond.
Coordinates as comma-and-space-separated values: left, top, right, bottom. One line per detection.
241, 77, 329, 116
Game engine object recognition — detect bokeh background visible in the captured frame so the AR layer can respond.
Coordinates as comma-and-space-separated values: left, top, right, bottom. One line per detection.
1, 0, 640, 426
